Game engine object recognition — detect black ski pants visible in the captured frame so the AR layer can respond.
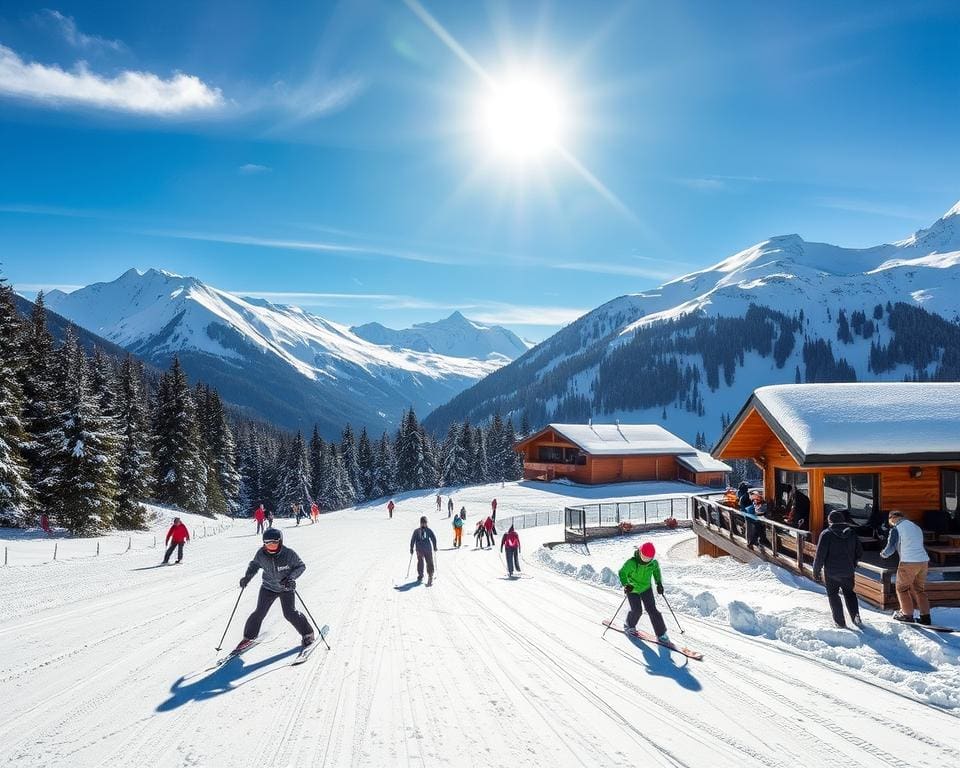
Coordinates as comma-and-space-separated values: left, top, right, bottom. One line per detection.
484, 529, 495, 547
505, 547, 520, 575
415, 549, 435, 579
243, 587, 313, 640
825, 574, 860, 626
626, 588, 667, 637
256, 520, 264, 534
162, 542, 184, 563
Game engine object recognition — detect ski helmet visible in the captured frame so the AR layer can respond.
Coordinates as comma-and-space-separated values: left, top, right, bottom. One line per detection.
263, 528, 283, 553
638, 542, 656, 562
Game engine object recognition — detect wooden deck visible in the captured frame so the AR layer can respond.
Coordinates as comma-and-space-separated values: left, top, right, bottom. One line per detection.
692, 495, 960, 609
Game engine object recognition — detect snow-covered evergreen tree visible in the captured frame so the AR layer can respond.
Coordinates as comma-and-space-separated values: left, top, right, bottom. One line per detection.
373, 431, 398, 498
153, 358, 207, 514
308, 426, 325, 505
473, 425, 489, 484
503, 419, 523, 480
0, 279, 34, 525
48, 336, 118, 534
340, 424, 361, 500
277, 430, 312, 510
114, 355, 152, 528
357, 427, 375, 500
397, 409, 430, 490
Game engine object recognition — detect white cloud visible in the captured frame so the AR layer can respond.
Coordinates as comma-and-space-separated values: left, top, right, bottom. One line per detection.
468, 303, 588, 327
239, 163, 271, 174
41, 10, 125, 53
553, 260, 680, 280
676, 177, 726, 191
235, 290, 399, 304
0, 44, 223, 115
14, 282, 83, 294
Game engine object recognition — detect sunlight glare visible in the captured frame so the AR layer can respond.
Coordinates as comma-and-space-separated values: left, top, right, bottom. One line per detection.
479, 74, 567, 161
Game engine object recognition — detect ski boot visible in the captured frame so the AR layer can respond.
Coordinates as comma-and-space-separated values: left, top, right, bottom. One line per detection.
302, 632, 316, 647
892, 611, 915, 623
852, 615, 864, 628
232, 638, 256, 654
623, 623, 638, 636
918, 614, 932, 626
426, 575, 433, 586
657, 633, 671, 644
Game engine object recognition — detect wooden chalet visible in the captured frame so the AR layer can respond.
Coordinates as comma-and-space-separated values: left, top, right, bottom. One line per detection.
695, 383, 960, 608
515, 423, 730, 486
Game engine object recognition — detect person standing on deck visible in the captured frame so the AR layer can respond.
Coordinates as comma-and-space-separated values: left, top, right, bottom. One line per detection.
813, 510, 864, 628
618, 542, 669, 643
881, 510, 931, 625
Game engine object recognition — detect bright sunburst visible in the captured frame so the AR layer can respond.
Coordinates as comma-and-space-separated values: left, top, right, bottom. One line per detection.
478, 73, 567, 162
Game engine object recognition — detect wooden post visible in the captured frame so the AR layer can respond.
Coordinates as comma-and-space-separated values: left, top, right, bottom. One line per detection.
771, 526, 779, 559
4, 546, 7, 566
96, 541, 100, 557
796, 532, 805, 573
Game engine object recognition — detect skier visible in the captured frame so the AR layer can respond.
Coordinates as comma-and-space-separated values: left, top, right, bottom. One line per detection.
460, 505, 467, 520
452, 511, 464, 548
266, 510, 275, 527
813, 510, 864, 628
491, 498, 498, 521
447, 497, 454, 518
254, 504, 266, 534
294, 503, 304, 526
436, 493, 442, 513
473, 519, 486, 549
618, 542, 669, 643
409, 516, 438, 585
483, 515, 497, 548
39, 512, 52, 535
501, 525, 521, 576
162, 516, 190, 565
881, 510, 931, 624
310, 502, 320, 524
235, 528, 315, 652
388, 499, 395, 519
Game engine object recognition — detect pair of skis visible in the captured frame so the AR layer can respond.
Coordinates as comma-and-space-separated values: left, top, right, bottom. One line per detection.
215, 624, 331, 668
602, 620, 704, 661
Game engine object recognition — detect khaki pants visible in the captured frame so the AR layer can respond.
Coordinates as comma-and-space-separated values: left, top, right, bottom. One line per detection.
895, 561, 930, 616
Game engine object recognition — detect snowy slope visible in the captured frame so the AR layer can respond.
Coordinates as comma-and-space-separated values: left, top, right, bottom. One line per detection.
44, 269, 509, 436
427, 200, 960, 444
1, 484, 957, 767
352, 311, 532, 361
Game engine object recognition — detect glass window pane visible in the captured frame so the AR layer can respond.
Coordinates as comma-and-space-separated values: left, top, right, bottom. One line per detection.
823, 475, 849, 513
943, 469, 959, 517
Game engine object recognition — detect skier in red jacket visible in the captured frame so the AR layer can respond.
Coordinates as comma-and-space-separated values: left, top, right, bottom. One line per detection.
388, 499, 395, 519
491, 498, 498, 521
163, 517, 190, 565
254, 504, 266, 534
483, 516, 496, 548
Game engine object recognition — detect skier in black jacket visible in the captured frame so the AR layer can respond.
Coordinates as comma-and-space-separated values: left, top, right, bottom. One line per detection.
813, 510, 864, 628
410, 516, 438, 586
234, 528, 315, 652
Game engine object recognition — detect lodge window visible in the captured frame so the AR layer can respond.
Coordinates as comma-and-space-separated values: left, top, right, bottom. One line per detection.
537, 446, 582, 464
774, 469, 808, 512
942, 470, 960, 531
823, 474, 879, 526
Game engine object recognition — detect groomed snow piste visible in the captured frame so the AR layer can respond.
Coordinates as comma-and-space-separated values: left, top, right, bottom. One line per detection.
1, 481, 958, 767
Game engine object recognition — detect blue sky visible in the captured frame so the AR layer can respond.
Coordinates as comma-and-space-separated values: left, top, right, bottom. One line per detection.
1, 0, 959, 341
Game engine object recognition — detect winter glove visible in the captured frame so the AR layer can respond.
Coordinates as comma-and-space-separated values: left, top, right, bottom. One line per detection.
623, 585, 633, 594
280, 577, 294, 590
656, 584, 664, 595
239, 575, 252, 588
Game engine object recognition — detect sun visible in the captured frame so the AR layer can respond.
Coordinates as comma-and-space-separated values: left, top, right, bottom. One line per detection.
478, 73, 567, 162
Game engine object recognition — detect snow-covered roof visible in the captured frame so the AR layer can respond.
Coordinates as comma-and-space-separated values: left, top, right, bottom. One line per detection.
676, 451, 731, 474
742, 383, 960, 464
542, 424, 697, 456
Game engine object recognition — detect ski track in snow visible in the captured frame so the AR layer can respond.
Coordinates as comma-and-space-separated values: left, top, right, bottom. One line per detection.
1, 485, 959, 767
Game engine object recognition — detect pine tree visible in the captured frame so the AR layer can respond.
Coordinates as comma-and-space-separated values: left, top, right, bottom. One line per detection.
373, 432, 398, 498
340, 424, 361, 500
459, 420, 475, 485
18, 291, 58, 518
114, 356, 152, 528
357, 428, 375, 499
327, 446, 355, 509
49, 337, 118, 534
486, 413, 507, 483
503, 419, 522, 481
153, 358, 208, 513
278, 431, 312, 510
0, 279, 34, 525
519, 411, 531, 439
442, 423, 469, 485
473, 425, 489, 484
308, 426, 325, 504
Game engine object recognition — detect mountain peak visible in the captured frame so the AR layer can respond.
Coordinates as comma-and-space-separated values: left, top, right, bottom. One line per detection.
945, 199, 960, 219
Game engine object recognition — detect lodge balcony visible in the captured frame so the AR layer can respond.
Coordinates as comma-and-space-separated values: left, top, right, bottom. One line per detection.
691, 495, 960, 609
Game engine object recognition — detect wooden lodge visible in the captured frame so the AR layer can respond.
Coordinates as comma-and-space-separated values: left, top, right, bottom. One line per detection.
515, 422, 730, 486
695, 383, 960, 608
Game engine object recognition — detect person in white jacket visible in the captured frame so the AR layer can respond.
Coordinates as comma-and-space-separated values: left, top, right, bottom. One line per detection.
880, 510, 931, 624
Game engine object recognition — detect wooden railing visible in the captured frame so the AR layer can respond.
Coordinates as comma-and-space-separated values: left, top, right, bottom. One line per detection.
691, 494, 810, 574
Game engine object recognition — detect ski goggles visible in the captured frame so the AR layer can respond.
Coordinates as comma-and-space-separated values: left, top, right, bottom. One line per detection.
263, 540, 281, 552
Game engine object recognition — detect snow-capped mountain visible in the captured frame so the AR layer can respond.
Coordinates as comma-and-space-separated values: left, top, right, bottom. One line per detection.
351, 311, 532, 362
425, 199, 960, 445
43, 269, 515, 436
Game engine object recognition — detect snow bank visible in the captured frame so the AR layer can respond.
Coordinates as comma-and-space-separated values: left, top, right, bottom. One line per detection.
537, 530, 960, 710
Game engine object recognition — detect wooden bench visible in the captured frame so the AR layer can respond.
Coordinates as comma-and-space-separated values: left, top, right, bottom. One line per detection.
927, 545, 960, 565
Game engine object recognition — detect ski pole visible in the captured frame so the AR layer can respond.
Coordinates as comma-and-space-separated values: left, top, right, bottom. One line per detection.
295, 590, 331, 650
602, 594, 628, 639
661, 592, 684, 634
405, 551, 413, 580
215, 586, 245, 651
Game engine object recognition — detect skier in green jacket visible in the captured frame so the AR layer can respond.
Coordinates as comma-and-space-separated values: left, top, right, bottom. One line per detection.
618, 541, 669, 642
